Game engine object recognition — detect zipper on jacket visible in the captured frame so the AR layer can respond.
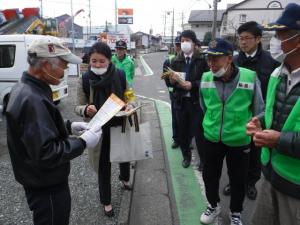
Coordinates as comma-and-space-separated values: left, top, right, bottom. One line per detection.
219, 82, 225, 142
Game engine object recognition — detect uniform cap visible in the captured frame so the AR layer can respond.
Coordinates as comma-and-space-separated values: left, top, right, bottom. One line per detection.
175, 36, 181, 44
206, 38, 233, 56
262, 3, 300, 31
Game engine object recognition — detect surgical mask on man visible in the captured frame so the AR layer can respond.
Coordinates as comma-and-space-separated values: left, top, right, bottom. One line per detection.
91, 67, 108, 75
212, 64, 230, 78
44, 66, 67, 83
270, 33, 299, 63
181, 41, 192, 54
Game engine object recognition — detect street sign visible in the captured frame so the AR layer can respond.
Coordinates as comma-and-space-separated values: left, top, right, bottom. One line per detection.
118, 17, 133, 24
118, 8, 133, 24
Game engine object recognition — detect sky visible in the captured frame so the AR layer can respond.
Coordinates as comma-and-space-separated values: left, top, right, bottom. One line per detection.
0, 0, 243, 35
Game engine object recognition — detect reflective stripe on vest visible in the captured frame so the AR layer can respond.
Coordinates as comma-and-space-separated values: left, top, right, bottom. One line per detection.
262, 66, 300, 185
201, 67, 255, 146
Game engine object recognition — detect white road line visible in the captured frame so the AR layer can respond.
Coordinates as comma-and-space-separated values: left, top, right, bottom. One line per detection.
139, 55, 154, 76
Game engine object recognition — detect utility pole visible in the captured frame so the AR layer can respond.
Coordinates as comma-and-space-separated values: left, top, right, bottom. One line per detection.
70, 0, 75, 52
88, 0, 91, 37
171, 8, 175, 47
115, 0, 118, 33
181, 11, 184, 30
211, 0, 218, 40
40, 0, 43, 18
163, 12, 167, 39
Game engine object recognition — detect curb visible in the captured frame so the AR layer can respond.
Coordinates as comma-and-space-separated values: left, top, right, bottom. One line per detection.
117, 163, 136, 225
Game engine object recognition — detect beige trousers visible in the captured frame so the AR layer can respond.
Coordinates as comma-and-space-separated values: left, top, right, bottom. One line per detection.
251, 176, 300, 225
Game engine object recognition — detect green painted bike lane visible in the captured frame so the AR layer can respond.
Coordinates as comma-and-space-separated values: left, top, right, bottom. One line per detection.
155, 100, 208, 225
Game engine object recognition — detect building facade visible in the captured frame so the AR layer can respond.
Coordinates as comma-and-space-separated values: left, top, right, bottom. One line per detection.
188, 10, 225, 42
220, 0, 300, 37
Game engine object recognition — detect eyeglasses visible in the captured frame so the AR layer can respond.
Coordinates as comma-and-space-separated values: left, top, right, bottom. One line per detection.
238, 36, 255, 41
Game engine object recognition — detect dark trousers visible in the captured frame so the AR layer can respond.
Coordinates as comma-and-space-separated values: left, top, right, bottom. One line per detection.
202, 140, 250, 212
247, 141, 261, 186
175, 98, 204, 162
98, 128, 130, 205
169, 92, 178, 143
25, 183, 71, 225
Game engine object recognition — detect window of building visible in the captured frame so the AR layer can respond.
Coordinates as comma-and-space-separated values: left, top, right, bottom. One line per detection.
239, 14, 246, 23
0, 45, 15, 68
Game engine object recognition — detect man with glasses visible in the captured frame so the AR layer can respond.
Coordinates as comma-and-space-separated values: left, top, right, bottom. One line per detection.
6, 36, 102, 225
248, 3, 300, 225
222, 21, 280, 200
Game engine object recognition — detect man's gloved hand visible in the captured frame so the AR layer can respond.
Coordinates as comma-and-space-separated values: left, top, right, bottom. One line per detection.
71, 122, 89, 136
80, 125, 102, 149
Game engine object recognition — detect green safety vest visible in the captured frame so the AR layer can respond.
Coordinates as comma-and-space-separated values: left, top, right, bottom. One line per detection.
201, 67, 255, 146
261, 67, 300, 185
112, 54, 135, 86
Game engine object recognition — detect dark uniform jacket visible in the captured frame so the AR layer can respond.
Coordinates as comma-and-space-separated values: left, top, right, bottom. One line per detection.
170, 51, 209, 108
234, 44, 280, 100
6, 72, 85, 189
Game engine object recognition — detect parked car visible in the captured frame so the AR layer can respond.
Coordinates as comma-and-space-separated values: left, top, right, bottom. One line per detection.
159, 45, 169, 51
0, 34, 77, 115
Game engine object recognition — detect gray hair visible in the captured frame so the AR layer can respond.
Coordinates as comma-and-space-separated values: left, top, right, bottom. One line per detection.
27, 54, 61, 69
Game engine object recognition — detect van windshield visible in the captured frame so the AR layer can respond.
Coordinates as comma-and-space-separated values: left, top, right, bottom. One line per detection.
0, 45, 15, 68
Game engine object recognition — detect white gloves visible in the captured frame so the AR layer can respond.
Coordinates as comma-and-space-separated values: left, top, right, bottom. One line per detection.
71, 122, 89, 136
80, 125, 102, 149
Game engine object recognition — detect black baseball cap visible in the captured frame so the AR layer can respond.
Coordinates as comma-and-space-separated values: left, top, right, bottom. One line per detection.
115, 40, 127, 49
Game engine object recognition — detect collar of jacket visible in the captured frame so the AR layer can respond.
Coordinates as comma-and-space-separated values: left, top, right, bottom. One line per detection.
239, 43, 262, 60
22, 71, 52, 99
175, 51, 204, 62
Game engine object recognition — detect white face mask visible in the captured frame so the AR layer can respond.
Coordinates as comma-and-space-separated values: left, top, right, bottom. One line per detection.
181, 41, 192, 54
44, 65, 67, 83
270, 34, 299, 63
212, 64, 229, 78
91, 66, 108, 75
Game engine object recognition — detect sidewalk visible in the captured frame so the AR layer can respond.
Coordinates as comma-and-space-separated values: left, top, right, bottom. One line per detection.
124, 98, 207, 225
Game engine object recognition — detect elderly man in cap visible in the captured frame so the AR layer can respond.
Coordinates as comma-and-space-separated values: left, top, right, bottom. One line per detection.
222, 21, 281, 200
169, 30, 209, 169
6, 36, 102, 225
199, 38, 264, 225
248, 3, 300, 225
112, 40, 135, 86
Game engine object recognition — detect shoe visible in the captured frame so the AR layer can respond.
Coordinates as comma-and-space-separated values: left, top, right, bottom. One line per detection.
120, 180, 132, 190
118, 175, 132, 190
103, 205, 114, 217
223, 183, 231, 196
230, 212, 243, 225
197, 162, 204, 172
246, 185, 257, 200
182, 159, 191, 168
200, 204, 221, 224
171, 141, 179, 149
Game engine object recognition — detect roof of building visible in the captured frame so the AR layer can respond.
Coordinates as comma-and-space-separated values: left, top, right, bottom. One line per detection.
188, 10, 225, 23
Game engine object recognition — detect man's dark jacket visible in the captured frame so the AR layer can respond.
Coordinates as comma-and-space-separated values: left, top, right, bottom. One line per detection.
234, 44, 280, 100
6, 72, 85, 189
170, 51, 209, 108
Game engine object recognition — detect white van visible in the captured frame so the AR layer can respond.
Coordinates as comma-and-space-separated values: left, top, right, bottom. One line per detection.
0, 34, 71, 114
